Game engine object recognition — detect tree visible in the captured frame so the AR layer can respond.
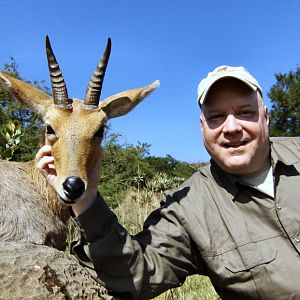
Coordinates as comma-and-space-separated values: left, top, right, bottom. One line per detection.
145, 154, 195, 179
268, 67, 300, 137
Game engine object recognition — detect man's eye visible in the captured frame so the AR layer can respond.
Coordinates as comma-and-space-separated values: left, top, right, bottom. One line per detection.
209, 115, 224, 122
46, 125, 55, 135
237, 111, 255, 118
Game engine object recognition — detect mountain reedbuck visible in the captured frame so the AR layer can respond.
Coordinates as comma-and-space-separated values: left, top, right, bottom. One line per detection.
0, 36, 159, 250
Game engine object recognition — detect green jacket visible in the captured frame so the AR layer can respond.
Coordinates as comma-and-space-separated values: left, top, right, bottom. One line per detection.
72, 137, 300, 300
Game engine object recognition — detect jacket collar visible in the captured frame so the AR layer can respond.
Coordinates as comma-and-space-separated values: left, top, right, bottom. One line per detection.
209, 160, 240, 197
207, 137, 300, 199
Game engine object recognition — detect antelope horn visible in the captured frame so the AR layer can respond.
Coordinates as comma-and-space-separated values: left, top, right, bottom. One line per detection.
46, 35, 71, 107
83, 38, 111, 107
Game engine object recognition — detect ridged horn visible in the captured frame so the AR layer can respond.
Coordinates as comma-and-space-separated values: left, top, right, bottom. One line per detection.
46, 35, 71, 107
83, 38, 111, 107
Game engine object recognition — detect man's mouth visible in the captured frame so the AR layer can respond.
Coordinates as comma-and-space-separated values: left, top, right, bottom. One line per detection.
223, 141, 248, 149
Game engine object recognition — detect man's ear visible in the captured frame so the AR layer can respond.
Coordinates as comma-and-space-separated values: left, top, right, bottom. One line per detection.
99, 81, 159, 119
200, 114, 204, 132
0, 72, 51, 118
264, 105, 269, 126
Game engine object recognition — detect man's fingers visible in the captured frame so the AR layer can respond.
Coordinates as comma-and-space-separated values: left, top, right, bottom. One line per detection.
35, 144, 52, 161
35, 144, 57, 189
48, 163, 55, 169
36, 155, 55, 171
35, 144, 57, 180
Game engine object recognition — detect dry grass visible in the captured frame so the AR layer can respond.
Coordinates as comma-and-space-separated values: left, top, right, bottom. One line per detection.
114, 189, 220, 300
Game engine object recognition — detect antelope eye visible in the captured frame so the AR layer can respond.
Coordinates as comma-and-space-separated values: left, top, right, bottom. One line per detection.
46, 125, 55, 135
94, 124, 106, 139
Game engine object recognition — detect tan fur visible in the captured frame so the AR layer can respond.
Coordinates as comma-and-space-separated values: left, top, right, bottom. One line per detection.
28, 161, 69, 223
0, 72, 51, 116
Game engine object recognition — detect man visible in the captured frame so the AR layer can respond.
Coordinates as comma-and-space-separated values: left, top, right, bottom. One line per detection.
37, 66, 300, 300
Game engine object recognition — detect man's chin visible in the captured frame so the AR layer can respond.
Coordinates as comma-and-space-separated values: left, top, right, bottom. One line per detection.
217, 156, 252, 175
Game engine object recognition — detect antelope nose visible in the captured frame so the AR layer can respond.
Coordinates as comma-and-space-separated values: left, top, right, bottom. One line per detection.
63, 176, 85, 202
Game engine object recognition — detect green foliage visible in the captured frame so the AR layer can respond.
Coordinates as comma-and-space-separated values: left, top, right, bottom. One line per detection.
0, 120, 22, 160
99, 129, 197, 207
99, 131, 152, 207
145, 154, 195, 179
0, 58, 45, 161
268, 67, 300, 136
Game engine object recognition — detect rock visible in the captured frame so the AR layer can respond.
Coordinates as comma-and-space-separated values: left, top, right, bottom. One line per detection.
0, 242, 112, 300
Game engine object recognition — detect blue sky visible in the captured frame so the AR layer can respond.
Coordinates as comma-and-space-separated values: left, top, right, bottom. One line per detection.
1, 0, 300, 162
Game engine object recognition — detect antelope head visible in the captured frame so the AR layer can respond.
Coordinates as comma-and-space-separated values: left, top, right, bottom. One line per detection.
0, 36, 159, 203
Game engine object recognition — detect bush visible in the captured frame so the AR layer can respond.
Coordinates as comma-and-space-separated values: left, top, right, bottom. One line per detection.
98, 130, 199, 207
0, 120, 22, 160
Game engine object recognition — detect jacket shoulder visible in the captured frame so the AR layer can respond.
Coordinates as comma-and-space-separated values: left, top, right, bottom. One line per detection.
270, 136, 300, 146
161, 164, 212, 207
270, 136, 300, 163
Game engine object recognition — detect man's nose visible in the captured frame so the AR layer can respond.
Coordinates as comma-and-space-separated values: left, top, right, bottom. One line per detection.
222, 114, 242, 133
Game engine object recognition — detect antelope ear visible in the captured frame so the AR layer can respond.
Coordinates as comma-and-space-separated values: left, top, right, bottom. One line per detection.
0, 71, 51, 118
99, 80, 160, 119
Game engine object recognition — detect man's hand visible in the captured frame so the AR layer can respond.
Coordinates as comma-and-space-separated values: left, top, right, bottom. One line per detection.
35, 144, 57, 189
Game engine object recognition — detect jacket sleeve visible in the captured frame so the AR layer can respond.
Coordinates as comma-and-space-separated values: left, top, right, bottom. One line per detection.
71, 193, 199, 300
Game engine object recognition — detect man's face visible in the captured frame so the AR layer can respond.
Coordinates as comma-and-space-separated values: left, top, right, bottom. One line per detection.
200, 79, 270, 176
